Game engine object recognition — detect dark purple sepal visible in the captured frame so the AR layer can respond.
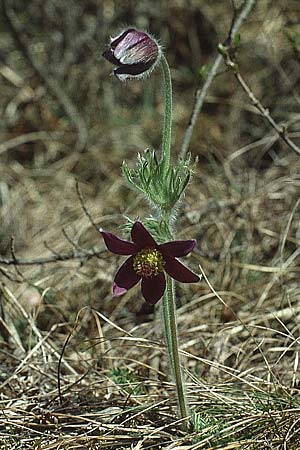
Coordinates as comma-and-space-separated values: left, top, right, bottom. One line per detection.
113, 256, 141, 296
141, 273, 166, 304
131, 221, 157, 248
164, 257, 200, 283
159, 239, 196, 258
114, 60, 154, 79
102, 49, 121, 66
110, 28, 137, 49
101, 231, 138, 255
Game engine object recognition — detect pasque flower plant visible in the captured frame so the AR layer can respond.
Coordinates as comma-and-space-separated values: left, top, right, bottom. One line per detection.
102, 27, 199, 427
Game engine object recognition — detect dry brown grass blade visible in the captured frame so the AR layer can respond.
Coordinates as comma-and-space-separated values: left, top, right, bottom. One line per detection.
1, 1, 300, 449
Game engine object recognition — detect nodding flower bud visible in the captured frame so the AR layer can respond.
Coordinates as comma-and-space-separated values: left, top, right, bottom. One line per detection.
102, 28, 161, 81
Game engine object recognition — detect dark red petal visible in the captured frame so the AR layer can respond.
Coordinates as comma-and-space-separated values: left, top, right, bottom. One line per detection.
110, 28, 137, 49
131, 221, 157, 248
141, 273, 166, 304
101, 231, 138, 255
164, 257, 200, 283
102, 48, 121, 65
114, 60, 154, 78
159, 240, 196, 257
113, 256, 140, 296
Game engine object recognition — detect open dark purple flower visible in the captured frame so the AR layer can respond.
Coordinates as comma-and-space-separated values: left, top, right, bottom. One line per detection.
101, 221, 199, 304
102, 28, 161, 81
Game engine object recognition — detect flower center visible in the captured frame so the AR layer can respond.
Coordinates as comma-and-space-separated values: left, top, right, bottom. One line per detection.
133, 248, 165, 278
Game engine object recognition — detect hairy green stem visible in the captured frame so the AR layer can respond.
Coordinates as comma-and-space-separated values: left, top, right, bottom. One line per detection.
162, 275, 190, 425
159, 54, 189, 426
160, 54, 172, 173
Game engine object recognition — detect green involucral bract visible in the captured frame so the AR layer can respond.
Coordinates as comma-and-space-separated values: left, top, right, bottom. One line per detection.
122, 149, 192, 212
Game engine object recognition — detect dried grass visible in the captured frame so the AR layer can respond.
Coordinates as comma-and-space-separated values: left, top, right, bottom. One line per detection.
1, 0, 300, 448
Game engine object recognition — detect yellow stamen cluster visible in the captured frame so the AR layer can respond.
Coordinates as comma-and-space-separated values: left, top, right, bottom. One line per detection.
133, 248, 165, 278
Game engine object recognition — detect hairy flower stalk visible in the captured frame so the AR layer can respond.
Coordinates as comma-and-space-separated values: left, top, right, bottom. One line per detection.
160, 54, 172, 174
163, 276, 190, 421
103, 28, 199, 427
158, 43, 191, 426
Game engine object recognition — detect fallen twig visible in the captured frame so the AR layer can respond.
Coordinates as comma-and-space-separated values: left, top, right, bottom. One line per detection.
180, 0, 257, 158
219, 44, 300, 157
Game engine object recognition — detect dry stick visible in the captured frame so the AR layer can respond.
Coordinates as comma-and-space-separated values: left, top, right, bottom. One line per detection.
221, 49, 300, 157
2, 0, 88, 152
10, 236, 26, 282
57, 306, 117, 404
0, 181, 104, 268
0, 266, 21, 283
57, 313, 81, 404
0, 290, 9, 342
180, 0, 257, 159
62, 227, 83, 252
0, 182, 104, 268
76, 180, 101, 235
0, 131, 63, 156
43, 240, 62, 258
0, 248, 104, 266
